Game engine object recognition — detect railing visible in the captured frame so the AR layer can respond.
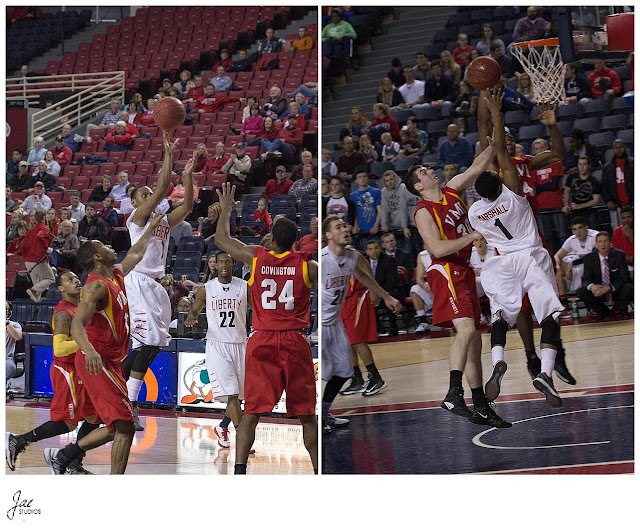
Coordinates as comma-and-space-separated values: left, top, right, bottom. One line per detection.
6, 71, 125, 141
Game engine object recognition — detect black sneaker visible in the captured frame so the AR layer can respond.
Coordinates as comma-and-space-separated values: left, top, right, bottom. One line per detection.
526, 354, 541, 381
441, 387, 472, 418
5, 433, 28, 471
554, 347, 576, 385
43, 448, 67, 475
469, 403, 512, 428
132, 403, 144, 432
484, 360, 507, 401
339, 377, 365, 396
362, 377, 387, 396
533, 373, 563, 408
66, 458, 94, 475
324, 413, 349, 429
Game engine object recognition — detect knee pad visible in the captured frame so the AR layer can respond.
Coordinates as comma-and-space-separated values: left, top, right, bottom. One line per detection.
490, 318, 509, 347
131, 346, 161, 373
540, 316, 560, 346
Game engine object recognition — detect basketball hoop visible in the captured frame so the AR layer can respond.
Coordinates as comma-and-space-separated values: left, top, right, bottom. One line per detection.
511, 38, 567, 105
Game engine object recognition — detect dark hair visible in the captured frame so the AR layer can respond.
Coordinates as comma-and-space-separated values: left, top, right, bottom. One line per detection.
34, 210, 47, 223
578, 155, 591, 166
621, 205, 633, 215
271, 217, 298, 252
474, 170, 502, 199
13, 147, 22, 154
416, 51, 426, 58
431, 59, 443, 69
570, 128, 585, 141
391, 57, 403, 68
85, 201, 96, 210
76, 241, 98, 271
365, 239, 379, 248
404, 165, 423, 197
570, 216, 586, 227
55, 270, 75, 287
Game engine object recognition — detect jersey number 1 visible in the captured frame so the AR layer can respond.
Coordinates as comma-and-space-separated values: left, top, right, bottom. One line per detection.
494, 218, 513, 240
261, 279, 294, 310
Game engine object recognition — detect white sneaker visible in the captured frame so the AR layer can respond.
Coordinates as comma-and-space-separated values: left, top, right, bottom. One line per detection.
214, 425, 231, 448
415, 322, 430, 334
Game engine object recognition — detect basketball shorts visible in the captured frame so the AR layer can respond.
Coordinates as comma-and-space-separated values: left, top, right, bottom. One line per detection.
520, 233, 557, 314
321, 321, 354, 380
205, 340, 246, 402
341, 291, 378, 345
49, 359, 98, 423
409, 284, 435, 309
244, 329, 316, 417
75, 353, 134, 431
480, 247, 564, 327
124, 271, 171, 349
426, 262, 480, 329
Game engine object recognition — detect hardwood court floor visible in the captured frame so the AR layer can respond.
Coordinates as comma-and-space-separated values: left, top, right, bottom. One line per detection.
324, 319, 634, 474
5, 409, 315, 475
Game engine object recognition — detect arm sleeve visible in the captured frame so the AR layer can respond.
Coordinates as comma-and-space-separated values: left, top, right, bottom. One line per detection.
53, 334, 79, 357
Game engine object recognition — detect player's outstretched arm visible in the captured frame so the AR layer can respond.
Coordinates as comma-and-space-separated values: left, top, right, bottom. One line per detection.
119, 212, 166, 276
415, 207, 480, 258
448, 133, 498, 192
71, 281, 105, 375
167, 154, 197, 227
132, 131, 179, 227
530, 102, 567, 170
185, 285, 206, 327
353, 252, 402, 314
215, 183, 259, 264
52, 311, 79, 358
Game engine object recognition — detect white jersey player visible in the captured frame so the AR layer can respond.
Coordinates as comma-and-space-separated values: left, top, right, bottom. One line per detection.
186, 251, 249, 444
120, 132, 198, 430
468, 89, 565, 408
320, 216, 402, 432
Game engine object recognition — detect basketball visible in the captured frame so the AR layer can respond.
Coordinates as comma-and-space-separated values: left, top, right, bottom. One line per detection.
466, 56, 502, 91
153, 97, 186, 131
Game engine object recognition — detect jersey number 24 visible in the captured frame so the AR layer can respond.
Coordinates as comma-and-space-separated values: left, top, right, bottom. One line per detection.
261, 279, 294, 310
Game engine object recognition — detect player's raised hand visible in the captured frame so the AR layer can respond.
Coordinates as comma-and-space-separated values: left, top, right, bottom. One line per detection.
85, 348, 103, 375
162, 130, 180, 154
537, 101, 557, 126
216, 182, 239, 211
183, 157, 195, 177
483, 87, 504, 115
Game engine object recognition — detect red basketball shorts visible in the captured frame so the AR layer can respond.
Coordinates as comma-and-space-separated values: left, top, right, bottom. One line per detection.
341, 291, 378, 345
244, 329, 316, 417
49, 358, 98, 423
426, 262, 480, 329
74, 353, 134, 431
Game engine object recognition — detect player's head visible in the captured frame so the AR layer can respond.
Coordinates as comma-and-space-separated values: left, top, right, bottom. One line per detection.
271, 217, 298, 252
474, 170, 503, 200
322, 215, 350, 248
215, 251, 234, 280
56, 271, 82, 298
76, 240, 116, 271
131, 185, 153, 207
570, 217, 588, 240
405, 165, 439, 197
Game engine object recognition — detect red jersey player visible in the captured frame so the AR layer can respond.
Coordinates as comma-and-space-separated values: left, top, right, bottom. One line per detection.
6, 271, 100, 474
404, 139, 511, 428
215, 183, 318, 475
44, 213, 164, 475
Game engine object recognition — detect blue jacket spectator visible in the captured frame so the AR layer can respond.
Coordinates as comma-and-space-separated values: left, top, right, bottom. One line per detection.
437, 124, 473, 170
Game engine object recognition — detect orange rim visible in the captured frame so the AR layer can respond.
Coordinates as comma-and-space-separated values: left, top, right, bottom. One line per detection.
512, 37, 560, 48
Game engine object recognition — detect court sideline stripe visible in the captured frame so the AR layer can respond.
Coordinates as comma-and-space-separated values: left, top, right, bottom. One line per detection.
471, 460, 634, 474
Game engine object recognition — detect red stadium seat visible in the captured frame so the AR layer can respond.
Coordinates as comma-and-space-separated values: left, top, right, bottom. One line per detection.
89, 128, 107, 141
129, 175, 147, 187
61, 165, 80, 178
150, 138, 164, 151
109, 151, 126, 164
100, 163, 117, 176
198, 113, 217, 125
140, 126, 159, 137
80, 165, 99, 177
132, 138, 151, 151
56, 177, 72, 190
116, 163, 136, 175
73, 177, 90, 190
124, 151, 144, 163
206, 174, 227, 187
211, 124, 227, 136
174, 125, 193, 138
192, 124, 211, 137
89, 176, 103, 188
135, 163, 154, 177
81, 190, 92, 203
186, 137, 206, 149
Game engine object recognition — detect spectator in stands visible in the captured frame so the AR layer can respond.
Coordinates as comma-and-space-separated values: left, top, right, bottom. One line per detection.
476, 23, 505, 57
588, 58, 622, 100
564, 62, 592, 104
340, 106, 370, 142
26, 137, 47, 166
201, 254, 218, 283
59, 207, 79, 236
287, 82, 318, 99
337, 136, 366, 179
612, 206, 633, 266
185, 75, 205, 100
197, 203, 222, 248
50, 135, 72, 166
451, 80, 479, 135
262, 85, 287, 119
150, 181, 171, 214
406, 116, 430, 158
396, 129, 420, 160
7, 221, 27, 254
369, 103, 400, 144
437, 124, 473, 174
49, 219, 80, 271
6, 301, 24, 383
213, 49, 233, 71
9, 161, 34, 192
452, 33, 473, 68
325, 175, 356, 226
209, 66, 233, 93
289, 164, 318, 199
381, 231, 413, 278
9, 7, 43, 22
110, 171, 131, 201
512, 6, 550, 44
577, 231, 633, 319
351, 167, 381, 240
491, 43, 515, 79
67, 191, 86, 223
380, 132, 400, 162
78, 202, 108, 244
321, 176, 330, 199
517, 72, 535, 100
168, 220, 193, 262
294, 92, 311, 120
222, 142, 252, 197
104, 121, 134, 153
321, 148, 338, 177
365, 238, 400, 336
240, 95, 259, 122
291, 27, 314, 51
228, 49, 252, 73
139, 99, 156, 127
260, 114, 302, 158
46, 208, 59, 236
359, 134, 379, 165
377, 77, 404, 109
264, 165, 293, 200
280, 102, 306, 130
440, 50, 461, 86
248, 116, 279, 150
413, 51, 431, 82
7, 147, 23, 178
380, 169, 408, 238
7, 211, 23, 242
297, 216, 318, 253
200, 142, 229, 175
290, 150, 316, 182
322, 9, 357, 61
387, 58, 406, 88
564, 128, 602, 172
257, 27, 286, 54
159, 274, 190, 319
252, 197, 273, 232
6, 187, 17, 214
22, 181, 52, 214
241, 104, 264, 136
60, 123, 90, 153
424, 60, 456, 116
98, 196, 119, 228
168, 171, 199, 207
398, 66, 426, 109
173, 70, 192, 93
563, 156, 602, 230
191, 143, 209, 173
602, 139, 633, 227
86, 97, 122, 138
118, 112, 139, 137
125, 102, 143, 125
124, 92, 146, 112
192, 85, 244, 114
14, 210, 55, 302
115, 184, 136, 215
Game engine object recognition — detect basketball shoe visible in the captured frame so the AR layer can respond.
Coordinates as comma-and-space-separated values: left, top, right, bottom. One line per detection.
325, 413, 349, 429
554, 345, 576, 385
214, 425, 231, 448
469, 403, 512, 428
525, 351, 541, 381
5, 433, 28, 471
66, 457, 94, 475
362, 377, 387, 396
533, 373, 563, 408
441, 387, 472, 418
339, 375, 365, 395
43, 448, 67, 475
484, 360, 507, 401
415, 321, 430, 334
132, 402, 144, 432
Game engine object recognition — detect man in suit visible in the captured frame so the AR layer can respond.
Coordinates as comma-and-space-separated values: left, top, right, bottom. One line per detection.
380, 232, 413, 279
365, 239, 401, 336
577, 231, 633, 319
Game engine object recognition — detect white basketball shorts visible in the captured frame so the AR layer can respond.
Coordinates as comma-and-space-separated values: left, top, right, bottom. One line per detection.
410, 284, 435, 309
321, 320, 353, 381
205, 339, 246, 402
125, 270, 172, 348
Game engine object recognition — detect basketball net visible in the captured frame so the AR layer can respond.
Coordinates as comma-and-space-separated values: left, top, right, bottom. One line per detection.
511, 38, 567, 105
